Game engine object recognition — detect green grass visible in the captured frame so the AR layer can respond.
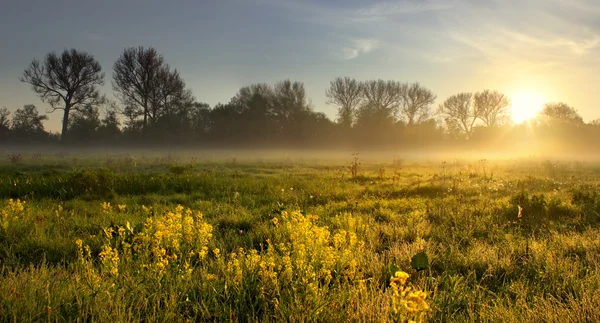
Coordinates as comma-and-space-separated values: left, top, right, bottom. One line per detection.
1, 153, 599, 322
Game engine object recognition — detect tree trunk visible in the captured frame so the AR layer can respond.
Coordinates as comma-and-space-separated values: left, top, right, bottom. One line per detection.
61, 101, 71, 142
143, 98, 148, 138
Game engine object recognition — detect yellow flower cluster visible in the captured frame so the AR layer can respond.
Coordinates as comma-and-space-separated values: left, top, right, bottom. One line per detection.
217, 211, 366, 306
74, 239, 102, 290
389, 271, 429, 322
101, 202, 111, 213
134, 205, 213, 275
1, 199, 26, 230
98, 245, 120, 277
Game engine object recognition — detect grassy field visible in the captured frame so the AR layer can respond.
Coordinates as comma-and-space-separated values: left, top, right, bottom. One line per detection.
1, 152, 599, 322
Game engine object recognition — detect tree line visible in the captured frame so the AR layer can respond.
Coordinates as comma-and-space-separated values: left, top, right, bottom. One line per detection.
1, 47, 599, 151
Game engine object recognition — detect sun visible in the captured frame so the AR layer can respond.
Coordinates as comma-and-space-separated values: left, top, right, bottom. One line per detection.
510, 91, 547, 124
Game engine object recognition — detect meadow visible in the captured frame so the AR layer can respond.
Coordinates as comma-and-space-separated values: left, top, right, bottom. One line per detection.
0, 151, 599, 322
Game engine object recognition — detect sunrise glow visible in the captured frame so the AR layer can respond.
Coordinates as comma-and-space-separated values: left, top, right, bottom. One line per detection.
510, 91, 547, 124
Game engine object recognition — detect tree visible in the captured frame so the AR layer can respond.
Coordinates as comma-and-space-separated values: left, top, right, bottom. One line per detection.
113, 47, 162, 131
438, 93, 478, 138
232, 83, 274, 111
113, 46, 192, 136
67, 105, 101, 143
189, 102, 212, 139
272, 80, 312, 140
400, 83, 436, 125
325, 77, 363, 127
474, 90, 510, 127
590, 119, 600, 126
356, 80, 404, 128
97, 102, 122, 143
538, 102, 584, 125
11, 104, 48, 142
0, 107, 10, 141
21, 49, 105, 141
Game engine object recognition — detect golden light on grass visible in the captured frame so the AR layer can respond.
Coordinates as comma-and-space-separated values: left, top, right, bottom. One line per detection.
510, 91, 547, 124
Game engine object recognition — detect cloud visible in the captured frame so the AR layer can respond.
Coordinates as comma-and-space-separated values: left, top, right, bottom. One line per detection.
439, 0, 600, 68
355, 0, 455, 17
337, 39, 380, 60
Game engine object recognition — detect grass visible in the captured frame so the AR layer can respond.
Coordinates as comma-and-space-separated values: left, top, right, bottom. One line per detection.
1, 152, 599, 322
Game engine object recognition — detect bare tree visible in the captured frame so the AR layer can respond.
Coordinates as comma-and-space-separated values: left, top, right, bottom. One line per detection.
355, 80, 405, 128
539, 102, 584, 125
273, 80, 311, 119
400, 83, 436, 125
325, 77, 363, 127
20, 49, 105, 141
233, 83, 274, 107
361, 80, 404, 114
474, 90, 510, 127
151, 66, 194, 122
438, 93, 478, 138
113, 47, 165, 131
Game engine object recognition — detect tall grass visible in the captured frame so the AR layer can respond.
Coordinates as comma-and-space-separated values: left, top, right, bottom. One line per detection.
1, 155, 599, 322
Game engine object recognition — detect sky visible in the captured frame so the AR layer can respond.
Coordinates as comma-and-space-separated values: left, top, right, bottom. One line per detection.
1, 0, 599, 132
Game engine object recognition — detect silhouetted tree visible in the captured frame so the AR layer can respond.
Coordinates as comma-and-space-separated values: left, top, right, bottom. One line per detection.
439, 93, 478, 138
189, 102, 211, 140
272, 80, 312, 140
0, 107, 10, 140
113, 47, 192, 136
97, 103, 122, 142
400, 83, 436, 125
11, 104, 48, 143
232, 83, 274, 109
325, 77, 363, 127
21, 49, 105, 141
474, 90, 510, 127
355, 80, 404, 132
230, 83, 276, 143
538, 102, 584, 125
208, 102, 242, 143
67, 105, 101, 143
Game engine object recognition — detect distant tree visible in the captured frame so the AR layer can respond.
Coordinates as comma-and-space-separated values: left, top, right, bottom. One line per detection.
97, 103, 122, 142
474, 90, 510, 127
230, 83, 276, 142
0, 107, 10, 129
232, 83, 274, 110
113, 47, 162, 131
21, 49, 105, 141
11, 104, 48, 142
0, 107, 10, 141
68, 105, 101, 143
325, 77, 363, 127
113, 46, 192, 136
121, 105, 143, 135
151, 67, 195, 123
538, 102, 584, 125
356, 80, 404, 128
189, 102, 212, 139
589, 118, 600, 126
438, 93, 478, 138
400, 83, 436, 125
208, 102, 242, 143
272, 80, 312, 140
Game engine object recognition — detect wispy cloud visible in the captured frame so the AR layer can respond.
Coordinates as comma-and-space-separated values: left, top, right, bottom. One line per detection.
355, 0, 455, 17
337, 38, 380, 60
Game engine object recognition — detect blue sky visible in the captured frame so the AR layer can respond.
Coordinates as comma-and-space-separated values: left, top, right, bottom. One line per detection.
1, 0, 599, 132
